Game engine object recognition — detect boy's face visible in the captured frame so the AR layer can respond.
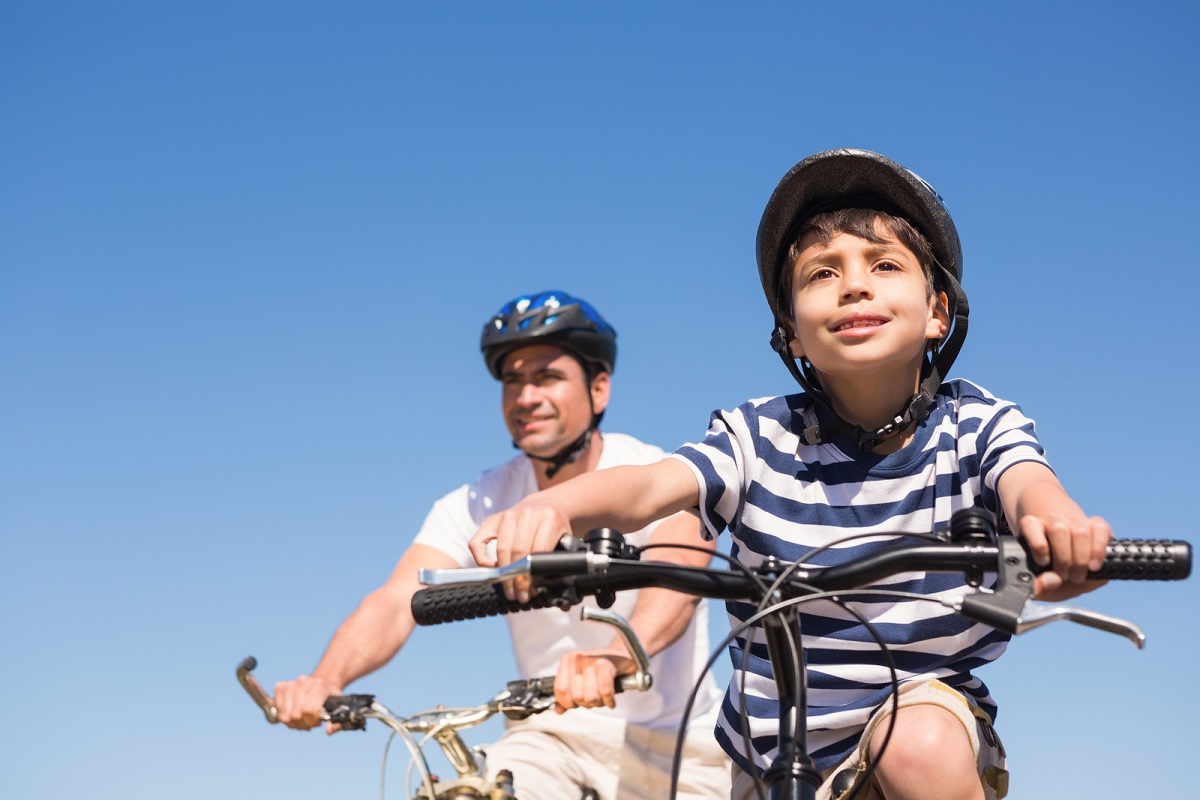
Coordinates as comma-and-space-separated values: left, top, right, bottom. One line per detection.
785, 222, 949, 392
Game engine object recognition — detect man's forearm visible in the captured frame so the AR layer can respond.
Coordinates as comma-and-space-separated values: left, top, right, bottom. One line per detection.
310, 588, 415, 689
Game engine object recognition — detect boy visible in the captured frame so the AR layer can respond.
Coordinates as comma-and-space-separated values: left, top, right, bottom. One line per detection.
468, 150, 1110, 800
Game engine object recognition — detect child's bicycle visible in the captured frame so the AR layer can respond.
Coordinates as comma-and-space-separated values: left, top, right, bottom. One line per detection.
412, 510, 1192, 800
237, 605, 653, 800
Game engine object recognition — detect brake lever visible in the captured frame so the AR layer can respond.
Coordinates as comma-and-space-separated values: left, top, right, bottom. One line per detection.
1012, 600, 1145, 648
943, 534, 1145, 648
420, 558, 533, 586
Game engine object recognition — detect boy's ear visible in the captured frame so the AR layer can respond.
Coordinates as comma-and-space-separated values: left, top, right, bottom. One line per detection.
926, 291, 950, 340
787, 332, 805, 360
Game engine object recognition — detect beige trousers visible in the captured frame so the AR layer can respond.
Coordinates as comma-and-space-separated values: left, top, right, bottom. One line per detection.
484, 710, 730, 800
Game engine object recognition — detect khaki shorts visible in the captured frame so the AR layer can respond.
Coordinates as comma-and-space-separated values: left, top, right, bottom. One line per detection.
731, 680, 1008, 800
484, 710, 730, 800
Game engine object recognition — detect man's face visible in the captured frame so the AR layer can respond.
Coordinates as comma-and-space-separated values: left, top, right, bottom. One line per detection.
499, 344, 610, 459
786, 223, 948, 391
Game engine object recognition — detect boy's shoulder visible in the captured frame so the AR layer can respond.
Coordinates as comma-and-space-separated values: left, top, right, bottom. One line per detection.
935, 378, 1015, 411
711, 393, 813, 445
729, 392, 810, 423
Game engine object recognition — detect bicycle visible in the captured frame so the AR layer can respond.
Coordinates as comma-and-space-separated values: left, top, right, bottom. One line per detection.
237, 605, 654, 800
411, 509, 1192, 800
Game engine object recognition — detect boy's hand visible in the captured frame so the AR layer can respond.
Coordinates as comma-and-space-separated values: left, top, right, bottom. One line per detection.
1018, 512, 1111, 602
468, 501, 572, 602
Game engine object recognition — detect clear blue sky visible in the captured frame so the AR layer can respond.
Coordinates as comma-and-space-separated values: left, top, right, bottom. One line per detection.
3, 2, 1197, 798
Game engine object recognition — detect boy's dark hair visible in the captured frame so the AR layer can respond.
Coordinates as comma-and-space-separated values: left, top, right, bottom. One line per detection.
777, 208, 939, 325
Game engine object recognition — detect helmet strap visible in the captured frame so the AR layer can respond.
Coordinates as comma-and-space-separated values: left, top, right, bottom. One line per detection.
523, 426, 595, 479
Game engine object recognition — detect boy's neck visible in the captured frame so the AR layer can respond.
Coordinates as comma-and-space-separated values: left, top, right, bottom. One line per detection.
818, 365, 924, 454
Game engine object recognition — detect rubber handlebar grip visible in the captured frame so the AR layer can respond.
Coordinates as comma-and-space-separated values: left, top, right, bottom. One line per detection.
412, 583, 557, 625
1089, 539, 1192, 580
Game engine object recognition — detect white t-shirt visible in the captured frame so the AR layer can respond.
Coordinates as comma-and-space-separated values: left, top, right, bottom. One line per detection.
413, 432, 722, 731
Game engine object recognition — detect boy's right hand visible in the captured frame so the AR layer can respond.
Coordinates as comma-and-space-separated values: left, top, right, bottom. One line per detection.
1018, 512, 1111, 602
274, 674, 345, 733
468, 500, 572, 602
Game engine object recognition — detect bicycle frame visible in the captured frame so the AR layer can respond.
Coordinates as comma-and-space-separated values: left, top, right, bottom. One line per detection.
237, 606, 654, 800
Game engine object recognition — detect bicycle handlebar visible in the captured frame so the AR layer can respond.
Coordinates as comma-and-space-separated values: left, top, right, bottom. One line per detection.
412, 514, 1191, 648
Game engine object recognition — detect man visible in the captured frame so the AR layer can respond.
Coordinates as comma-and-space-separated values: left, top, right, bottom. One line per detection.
274, 290, 729, 800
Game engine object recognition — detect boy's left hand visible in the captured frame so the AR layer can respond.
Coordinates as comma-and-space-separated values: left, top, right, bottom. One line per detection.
1017, 512, 1111, 602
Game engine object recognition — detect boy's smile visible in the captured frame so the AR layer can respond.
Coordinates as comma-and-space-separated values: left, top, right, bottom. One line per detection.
786, 223, 948, 424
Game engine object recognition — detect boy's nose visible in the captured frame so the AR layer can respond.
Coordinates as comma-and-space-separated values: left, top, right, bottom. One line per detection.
839, 268, 874, 300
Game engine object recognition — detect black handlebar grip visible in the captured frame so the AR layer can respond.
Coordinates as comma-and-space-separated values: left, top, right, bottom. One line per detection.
412, 583, 557, 625
1091, 539, 1192, 580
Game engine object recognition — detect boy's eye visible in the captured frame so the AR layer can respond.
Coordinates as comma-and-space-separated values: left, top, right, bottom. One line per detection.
808, 268, 836, 282
874, 260, 900, 272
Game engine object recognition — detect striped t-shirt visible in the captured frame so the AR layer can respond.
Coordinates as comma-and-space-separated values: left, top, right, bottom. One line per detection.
670, 378, 1049, 773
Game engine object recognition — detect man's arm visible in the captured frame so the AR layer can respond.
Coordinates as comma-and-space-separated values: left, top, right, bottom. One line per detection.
552, 510, 715, 712
996, 460, 1111, 602
465, 457, 708, 711
273, 543, 459, 732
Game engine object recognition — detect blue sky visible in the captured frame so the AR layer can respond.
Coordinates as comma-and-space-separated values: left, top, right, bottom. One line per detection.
3, 2, 1197, 798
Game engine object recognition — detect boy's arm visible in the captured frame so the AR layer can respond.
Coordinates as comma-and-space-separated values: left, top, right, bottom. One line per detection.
996, 460, 1111, 602
467, 458, 701, 599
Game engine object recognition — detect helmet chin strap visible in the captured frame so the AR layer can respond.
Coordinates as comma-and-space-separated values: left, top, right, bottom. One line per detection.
518, 426, 596, 479
771, 275, 969, 451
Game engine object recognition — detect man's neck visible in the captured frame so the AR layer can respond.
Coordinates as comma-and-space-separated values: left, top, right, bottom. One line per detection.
533, 431, 605, 491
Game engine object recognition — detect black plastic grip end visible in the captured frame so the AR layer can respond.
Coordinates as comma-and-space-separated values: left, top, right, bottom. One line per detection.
1094, 539, 1192, 581
412, 583, 557, 625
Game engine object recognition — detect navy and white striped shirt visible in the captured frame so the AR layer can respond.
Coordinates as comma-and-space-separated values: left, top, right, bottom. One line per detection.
671, 379, 1049, 773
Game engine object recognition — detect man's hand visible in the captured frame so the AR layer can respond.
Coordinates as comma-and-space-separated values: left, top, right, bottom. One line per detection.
552, 649, 636, 713
274, 674, 344, 734
1019, 512, 1111, 602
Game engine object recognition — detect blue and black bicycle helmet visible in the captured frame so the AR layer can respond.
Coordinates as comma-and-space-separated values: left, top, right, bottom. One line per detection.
756, 149, 970, 449
481, 290, 618, 379
480, 290, 618, 478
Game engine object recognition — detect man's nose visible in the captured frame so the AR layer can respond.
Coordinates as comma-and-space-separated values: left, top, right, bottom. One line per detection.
515, 381, 543, 406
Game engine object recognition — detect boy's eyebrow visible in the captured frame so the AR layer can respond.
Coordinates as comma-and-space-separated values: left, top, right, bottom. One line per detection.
797, 239, 914, 271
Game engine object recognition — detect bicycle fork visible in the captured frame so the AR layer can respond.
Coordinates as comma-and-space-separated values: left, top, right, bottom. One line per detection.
760, 604, 822, 800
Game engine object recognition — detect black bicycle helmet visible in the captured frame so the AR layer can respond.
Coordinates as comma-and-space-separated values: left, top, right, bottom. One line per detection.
480, 290, 618, 478
756, 149, 970, 449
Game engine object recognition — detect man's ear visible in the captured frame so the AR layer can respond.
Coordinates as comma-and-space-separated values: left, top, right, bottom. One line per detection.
926, 291, 950, 340
590, 370, 611, 415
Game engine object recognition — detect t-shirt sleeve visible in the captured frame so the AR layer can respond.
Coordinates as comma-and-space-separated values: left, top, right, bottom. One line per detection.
410, 484, 479, 568
669, 408, 749, 541
975, 399, 1051, 515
